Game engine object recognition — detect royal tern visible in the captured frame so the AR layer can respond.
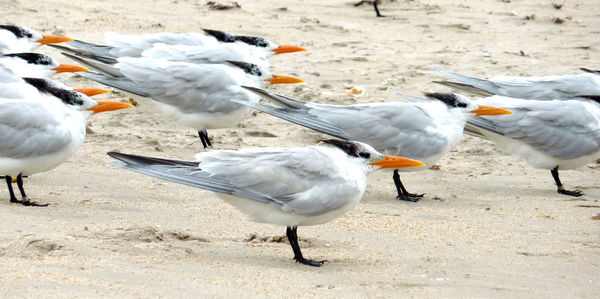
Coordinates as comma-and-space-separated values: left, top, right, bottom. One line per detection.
464, 95, 600, 196
53, 29, 305, 67
432, 66, 600, 100
70, 54, 303, 148
1, 52, 89, 78
108, 139, 424, 266
0, 78, 133, 206
0, 25, 73, 54
237, 87, 512, 201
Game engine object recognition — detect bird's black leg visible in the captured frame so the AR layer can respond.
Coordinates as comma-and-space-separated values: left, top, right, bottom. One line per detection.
393, 169, 423, 202
15, 174, 48, 207
198, 129, 212, 149
551, 166, 582, 197
286, 226, 327, 267
373, 0, 385, 17
5, 176, 18, 203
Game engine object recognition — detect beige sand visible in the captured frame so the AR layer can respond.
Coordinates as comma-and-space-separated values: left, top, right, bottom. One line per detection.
1, 0, 599, 297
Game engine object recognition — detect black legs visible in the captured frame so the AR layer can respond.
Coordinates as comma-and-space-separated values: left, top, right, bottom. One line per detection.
4, 174, 48, 206
393, 170, 423, 202
286, 226, 327, 267
373, 0, 385, 17
551, 166, 583, 197
198, 129, 212, 149
354, 0, 385, 17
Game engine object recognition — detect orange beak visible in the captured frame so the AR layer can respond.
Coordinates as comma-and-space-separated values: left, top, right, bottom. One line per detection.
370, 155, 425, 169
53, 64, 89, 73
74, 88, 110, 97
86, 100, 134, 114
471, 105, 513, 116
264, 74, 304, 85
272, 45, 307, 54
36, 35, 73, 45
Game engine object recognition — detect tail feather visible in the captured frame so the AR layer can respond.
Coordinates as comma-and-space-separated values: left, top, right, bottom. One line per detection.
242, 86, 308, 109
431, 66, 500, 95
432, 81, 494, 97
580, 68, 600, 75
67, 39, 117, 59
231, 99, 350, 140
108, 152, 275, 205
61, 52, 123, 77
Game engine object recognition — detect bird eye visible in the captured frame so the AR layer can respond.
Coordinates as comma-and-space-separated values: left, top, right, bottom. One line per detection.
359, 152, 370, 159
457, 103, 467, 108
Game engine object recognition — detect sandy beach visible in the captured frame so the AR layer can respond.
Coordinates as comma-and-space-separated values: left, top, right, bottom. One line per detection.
1, 0, 599, 297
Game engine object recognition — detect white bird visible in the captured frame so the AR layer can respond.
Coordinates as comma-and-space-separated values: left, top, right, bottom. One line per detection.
0, 77, 133, 206
0, 25, 73, 54
108, 139, 425, 266
68, 54, 304, 148
464, 95, 600, 196
432, 66, 600, 100
53, 29, 306, 64
237, 87, 512, 201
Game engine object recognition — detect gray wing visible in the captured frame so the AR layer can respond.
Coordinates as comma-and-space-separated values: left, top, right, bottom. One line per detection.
109, 148, 358, 216
470, 97, 600, 159
0, 101, 73, 158
116, 57, 251, 113
76, 71, 151, 97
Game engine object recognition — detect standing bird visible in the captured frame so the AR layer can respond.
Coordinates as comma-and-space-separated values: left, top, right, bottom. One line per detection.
464, 96, 600, 196
52, 29, 306, 66
108, 139, 425, 266
431, 66, 600, 100
0, 78, 133, 206
69, 54, 303, 148
236, 87, 512, 201
0, 25, 73, 54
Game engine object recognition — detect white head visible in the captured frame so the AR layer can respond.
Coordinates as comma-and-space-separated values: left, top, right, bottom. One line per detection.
424, 93, 513, 119
202, 29, 306, 56
320, 139, 425, 173
0, 53, 88, 78
0, 25, 73, 51
225, 60, 304, 87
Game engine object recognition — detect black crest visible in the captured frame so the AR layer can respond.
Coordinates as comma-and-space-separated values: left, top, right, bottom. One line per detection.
23, 78, 84, 106
0, 25, 33, 38
321, 139, 359, 157
203, 28, 269, 48
424, 93, 467, 108
226, 60, 262, 76
203, 29, 236, 43
578, 95, 600, 104
3, 53, 53, 65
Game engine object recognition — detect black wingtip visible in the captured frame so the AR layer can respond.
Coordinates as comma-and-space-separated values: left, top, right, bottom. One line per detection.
107, 152, 199, 166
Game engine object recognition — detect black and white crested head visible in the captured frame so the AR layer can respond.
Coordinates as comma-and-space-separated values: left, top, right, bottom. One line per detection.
3, 52, 57, 67
226, 60, 263, 77
203, 29, 273, 49
321, 139, 382, 162
424, 93, 471, 108
0, 25, 36, 39
22, 77, 95, 109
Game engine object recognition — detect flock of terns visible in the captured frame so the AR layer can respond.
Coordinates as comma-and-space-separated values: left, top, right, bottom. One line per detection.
1, 24, 598, 266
